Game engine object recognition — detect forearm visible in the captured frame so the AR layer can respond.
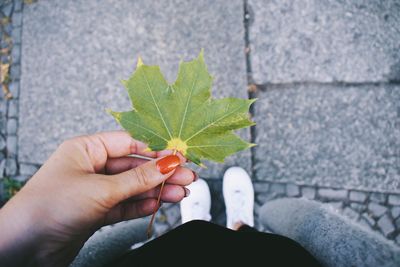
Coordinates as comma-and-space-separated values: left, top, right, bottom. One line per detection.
0, 180, 100, 267
0, 193, 43, 267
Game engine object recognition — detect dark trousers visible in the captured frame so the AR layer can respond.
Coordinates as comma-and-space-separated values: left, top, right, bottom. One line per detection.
110, 220, 321, 267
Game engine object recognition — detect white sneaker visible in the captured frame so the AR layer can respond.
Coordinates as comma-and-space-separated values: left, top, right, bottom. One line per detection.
180, 179, 212, 223
223, 167, 254, 230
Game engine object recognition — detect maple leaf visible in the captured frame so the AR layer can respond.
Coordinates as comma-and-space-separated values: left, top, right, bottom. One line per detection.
109, 51, 255, 166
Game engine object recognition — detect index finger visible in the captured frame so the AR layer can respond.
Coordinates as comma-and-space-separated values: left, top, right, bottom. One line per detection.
95, 131, 157, 158
96, 131, 187, 163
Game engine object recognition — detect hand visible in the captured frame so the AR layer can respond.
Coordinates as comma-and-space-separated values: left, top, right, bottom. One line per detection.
0, 131, 195, 267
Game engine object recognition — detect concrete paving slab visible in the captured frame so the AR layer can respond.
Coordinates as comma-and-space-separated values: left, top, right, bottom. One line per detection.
253, 84, 400, 192
248, 0, 400, 83
18, 0, 250, 178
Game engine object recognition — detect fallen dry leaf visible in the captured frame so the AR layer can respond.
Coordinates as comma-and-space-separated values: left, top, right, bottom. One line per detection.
2, 84, 12, 99
1, 63, 10, 84
247, 83, 258, 93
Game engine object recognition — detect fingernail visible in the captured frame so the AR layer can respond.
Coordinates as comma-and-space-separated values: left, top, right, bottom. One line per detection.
192, 171, 199, 181
156, 155, 180, 174
184, 187, 190, 197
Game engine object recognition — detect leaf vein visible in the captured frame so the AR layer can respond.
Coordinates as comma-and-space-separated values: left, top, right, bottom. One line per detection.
141, 69, 173, 139
119, 116, 168, 142
178, 71, 199, 139
184, 104, 245, 143
189, 144, 242, 148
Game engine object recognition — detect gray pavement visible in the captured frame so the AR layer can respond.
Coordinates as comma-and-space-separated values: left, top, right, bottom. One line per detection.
0, 0, 400, 259
249, 0, 400, 83
253, 84, 400, 191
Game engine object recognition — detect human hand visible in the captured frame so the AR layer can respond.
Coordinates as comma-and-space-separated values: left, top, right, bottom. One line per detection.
0, 131, 195, 267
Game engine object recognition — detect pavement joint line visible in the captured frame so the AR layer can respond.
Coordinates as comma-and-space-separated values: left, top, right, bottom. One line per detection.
253, 180, 400, 195
18, 161, 41, 167
243, 0, 257, 180
251, 81, 400, 93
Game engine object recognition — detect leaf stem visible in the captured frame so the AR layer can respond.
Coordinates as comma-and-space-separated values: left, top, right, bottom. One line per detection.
126, 153, 188, 165
125, 154, 154, 161
146, 182, 165, 238
146, 149, 178, 238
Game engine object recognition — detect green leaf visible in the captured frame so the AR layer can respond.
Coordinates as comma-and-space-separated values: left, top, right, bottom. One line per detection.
109, 51, 255, 166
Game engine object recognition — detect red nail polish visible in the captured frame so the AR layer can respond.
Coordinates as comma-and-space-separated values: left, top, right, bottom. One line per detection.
156, 155, 180, 174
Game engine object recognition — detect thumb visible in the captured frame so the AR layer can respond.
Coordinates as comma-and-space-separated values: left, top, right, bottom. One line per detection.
108, 154, 181, 200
